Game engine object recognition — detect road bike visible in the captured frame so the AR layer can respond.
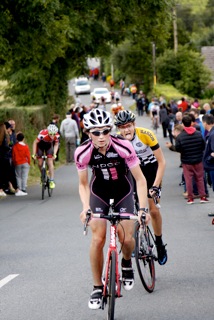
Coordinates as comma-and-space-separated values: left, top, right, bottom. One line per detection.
40, 155, 53, 200
134, 194, 158, 293
84, 200, 139, 320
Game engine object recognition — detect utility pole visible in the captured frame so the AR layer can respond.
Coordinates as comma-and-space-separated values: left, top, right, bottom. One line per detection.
173, 6, 178, 54
152, 42, 156, 86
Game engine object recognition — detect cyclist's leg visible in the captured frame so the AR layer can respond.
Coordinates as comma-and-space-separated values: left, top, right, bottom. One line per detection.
142, 163, 167, 265
45, 143, 54, 179
47, 157, 54, 179
88, 189, 108, 309
37, 142, 46, 172
114, 177, 135, 290
89, 219, 107, 286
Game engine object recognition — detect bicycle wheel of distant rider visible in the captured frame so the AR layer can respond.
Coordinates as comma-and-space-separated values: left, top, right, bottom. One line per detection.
107, 251, 116, 320
41, 168, 46, 200
47, 179, 53, 197
134, 222, 155, 293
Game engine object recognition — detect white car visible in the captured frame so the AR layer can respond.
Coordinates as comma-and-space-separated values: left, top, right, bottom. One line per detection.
91, 87, 112, 104
74, 77, 91, 94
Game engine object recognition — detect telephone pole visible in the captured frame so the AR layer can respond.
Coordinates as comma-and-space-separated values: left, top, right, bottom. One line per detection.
152, 42, 156, 86
173, 6, 178, 54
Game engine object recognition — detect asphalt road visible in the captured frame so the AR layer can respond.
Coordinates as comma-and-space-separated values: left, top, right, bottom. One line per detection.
0, 81, 214, 320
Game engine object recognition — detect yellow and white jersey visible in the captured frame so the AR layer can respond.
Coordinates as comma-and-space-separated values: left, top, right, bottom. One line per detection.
131, 127, 159, 166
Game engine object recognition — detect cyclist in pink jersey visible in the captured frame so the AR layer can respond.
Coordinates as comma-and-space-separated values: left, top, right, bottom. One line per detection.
74, 109, 149, 310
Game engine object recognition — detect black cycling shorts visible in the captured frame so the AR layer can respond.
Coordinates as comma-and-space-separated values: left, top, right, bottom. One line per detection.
141, 162, 158, 198
90, 172, 135, 214
37, 140, 54, 158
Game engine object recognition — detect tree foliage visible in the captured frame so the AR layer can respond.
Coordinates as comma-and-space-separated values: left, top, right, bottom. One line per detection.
0, 0, 174, 109
156, 46, 212, 98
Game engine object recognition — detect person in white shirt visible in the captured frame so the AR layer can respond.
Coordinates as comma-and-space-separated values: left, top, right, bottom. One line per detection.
60, 112, 80, 164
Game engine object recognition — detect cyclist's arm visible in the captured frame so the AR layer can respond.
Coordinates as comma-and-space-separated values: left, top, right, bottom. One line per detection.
32, 138, 39, 155
152, 147, 166, 187
78, 169, 90, 223
53, 141, 59, 156
130, 165, 147, 209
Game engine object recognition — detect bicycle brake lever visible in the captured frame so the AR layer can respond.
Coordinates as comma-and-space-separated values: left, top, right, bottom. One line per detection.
83, 210, 92, 236
152, 194, 161, 209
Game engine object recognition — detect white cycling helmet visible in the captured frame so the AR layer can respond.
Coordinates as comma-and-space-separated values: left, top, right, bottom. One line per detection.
47, 124, 58, 135
83, 109, 112, 130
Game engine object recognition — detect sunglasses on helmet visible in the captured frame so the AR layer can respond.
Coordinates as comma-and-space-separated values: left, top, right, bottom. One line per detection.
90, 128, 111, 136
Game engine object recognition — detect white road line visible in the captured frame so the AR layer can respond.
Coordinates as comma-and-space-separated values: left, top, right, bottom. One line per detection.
0, 274, 19, 288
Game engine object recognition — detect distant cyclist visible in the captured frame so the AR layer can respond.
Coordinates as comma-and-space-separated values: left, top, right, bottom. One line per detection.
150, 102, 160, 128
32, 124, 59, 189
74, 109, 149, 309
114, 110, 167, 265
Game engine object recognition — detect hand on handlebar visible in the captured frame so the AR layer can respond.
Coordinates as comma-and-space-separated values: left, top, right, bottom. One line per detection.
82, 209, 92, 235
149, 186, 161, 198
138, 208, 151, 225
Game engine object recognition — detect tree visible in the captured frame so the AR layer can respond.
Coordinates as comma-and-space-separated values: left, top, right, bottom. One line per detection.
156, 46, 212, 97
0, 0, 174, 109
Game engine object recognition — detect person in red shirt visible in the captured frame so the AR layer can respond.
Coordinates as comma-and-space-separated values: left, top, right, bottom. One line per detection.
178, 97, 188, 113
32, 124, 59, 189
12, 132, 30, 194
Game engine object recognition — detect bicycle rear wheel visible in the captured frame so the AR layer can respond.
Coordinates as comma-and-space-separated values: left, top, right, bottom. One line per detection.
41, 168, 46, 200
107, 251, 116, 320
134, 222, 155, 293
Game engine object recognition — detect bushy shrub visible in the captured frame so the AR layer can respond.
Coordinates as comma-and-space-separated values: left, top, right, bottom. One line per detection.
156, 46, 212, 98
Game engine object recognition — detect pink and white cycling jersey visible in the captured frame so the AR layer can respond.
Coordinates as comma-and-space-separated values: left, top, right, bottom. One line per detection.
75, 135, 139, 180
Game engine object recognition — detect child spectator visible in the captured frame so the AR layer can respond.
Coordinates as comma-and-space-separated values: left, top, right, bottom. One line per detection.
12, 133, 30, 194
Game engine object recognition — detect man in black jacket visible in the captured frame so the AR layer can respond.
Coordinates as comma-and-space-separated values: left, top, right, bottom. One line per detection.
202, 114, 214, 216
175, 114, 209, 204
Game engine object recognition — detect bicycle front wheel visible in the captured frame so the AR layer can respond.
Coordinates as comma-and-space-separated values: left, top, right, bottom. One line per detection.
134, 222, 155, 293
107, 251, 116, 320
47, 179, 53, 197
41, 168, 46, 200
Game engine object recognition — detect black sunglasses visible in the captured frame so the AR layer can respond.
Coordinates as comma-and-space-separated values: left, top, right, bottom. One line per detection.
90, 129, 111, 136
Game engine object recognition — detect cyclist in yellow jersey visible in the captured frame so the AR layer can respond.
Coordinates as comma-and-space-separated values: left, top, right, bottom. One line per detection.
114, 110, 167, 265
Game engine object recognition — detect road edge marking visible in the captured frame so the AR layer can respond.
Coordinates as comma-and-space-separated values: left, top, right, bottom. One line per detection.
0, 274, 19, 288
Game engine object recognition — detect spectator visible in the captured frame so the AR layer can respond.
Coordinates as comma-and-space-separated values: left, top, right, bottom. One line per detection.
98, 96, 106, 111
178, 97, 188, 113
189, 108, 205, 138
0, 123, 10, 196
203, 103, 211, 114
175, 111, 183, 125
101, 72, 106, 86
109, 78, 115, 89
175, 114, 208, 204
130, 84, 137, 100
79, 106, 89, 143
50, 114, 61, 161
12, 132, 30, 194
60, 112, 80, 164
167, 111, 176, 144
159, 104, 169, 138
120, 79, 125, 96
169, 100, 178, 114
202, 114, 214, 192
136, 91, 145, 116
